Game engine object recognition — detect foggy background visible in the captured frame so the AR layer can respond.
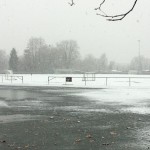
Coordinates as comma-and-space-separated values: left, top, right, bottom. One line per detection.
0, 0, 150, 63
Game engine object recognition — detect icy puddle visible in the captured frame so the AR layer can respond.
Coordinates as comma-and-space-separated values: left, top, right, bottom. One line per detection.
0, 101, 9, 107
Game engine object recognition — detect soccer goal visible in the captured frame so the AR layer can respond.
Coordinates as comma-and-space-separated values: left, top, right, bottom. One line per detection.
82, 72, 96, 82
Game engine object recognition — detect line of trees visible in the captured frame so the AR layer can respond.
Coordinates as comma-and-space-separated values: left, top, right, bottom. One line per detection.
4, 37, 81, 73
0, 37, 150, 74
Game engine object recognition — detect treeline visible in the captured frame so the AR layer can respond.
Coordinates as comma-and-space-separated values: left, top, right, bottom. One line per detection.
0, 37, 150, 74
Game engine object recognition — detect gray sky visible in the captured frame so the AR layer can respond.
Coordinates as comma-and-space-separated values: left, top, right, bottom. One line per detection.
0, 0, 150, 63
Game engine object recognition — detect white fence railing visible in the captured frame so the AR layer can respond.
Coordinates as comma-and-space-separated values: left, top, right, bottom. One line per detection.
1, 74, 150, 87
48, 76, 150, 86
0, 75, 23, 84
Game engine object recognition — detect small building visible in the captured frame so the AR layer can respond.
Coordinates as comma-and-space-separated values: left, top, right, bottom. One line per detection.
142, 70, 150, 75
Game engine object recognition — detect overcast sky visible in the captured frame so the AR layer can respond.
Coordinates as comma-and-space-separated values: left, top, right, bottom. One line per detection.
0, 0, 150, 63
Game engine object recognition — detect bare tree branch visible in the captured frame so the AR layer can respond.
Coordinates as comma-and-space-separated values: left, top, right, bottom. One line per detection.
68, 0, 75, 6
96, 0, 138, 21
95, 0, 106, 11
68, 0, 138, 21
94, 0, 107, 16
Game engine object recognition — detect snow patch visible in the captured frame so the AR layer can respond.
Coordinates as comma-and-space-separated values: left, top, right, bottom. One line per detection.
74, 88, 150, 105
122, 106, 150, 114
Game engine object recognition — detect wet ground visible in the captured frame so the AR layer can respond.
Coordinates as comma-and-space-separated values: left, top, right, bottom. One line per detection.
0, 86, 150, 150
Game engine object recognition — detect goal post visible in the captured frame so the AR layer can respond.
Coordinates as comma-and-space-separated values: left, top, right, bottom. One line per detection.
82, 72, 96, 82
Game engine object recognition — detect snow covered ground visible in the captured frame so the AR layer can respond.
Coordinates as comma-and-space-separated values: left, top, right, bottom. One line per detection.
1, 73, 150, 116
72, 88, 150, 115
1, 73, 150, 115
1, 74, 150, 88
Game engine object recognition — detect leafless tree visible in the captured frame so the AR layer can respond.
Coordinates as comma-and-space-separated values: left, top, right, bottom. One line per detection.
0, 50, 8, 72
57, 40, 80, 69
69, 0, 138, 21
23, 37, 46, 73
81, 54, 97, 72
98, 53, 108, 71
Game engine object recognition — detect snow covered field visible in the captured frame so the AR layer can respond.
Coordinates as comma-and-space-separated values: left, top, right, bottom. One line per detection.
1, 74, 150, 88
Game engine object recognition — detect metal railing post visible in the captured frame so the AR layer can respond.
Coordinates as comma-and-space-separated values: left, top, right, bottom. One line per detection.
106, 77, 108, 86
129, 77, 131, 86
11, 76, 12, 83
2, 75, 3, 83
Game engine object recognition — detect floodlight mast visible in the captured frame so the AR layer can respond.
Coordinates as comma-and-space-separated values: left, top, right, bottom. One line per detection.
138, 40, 142, 74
